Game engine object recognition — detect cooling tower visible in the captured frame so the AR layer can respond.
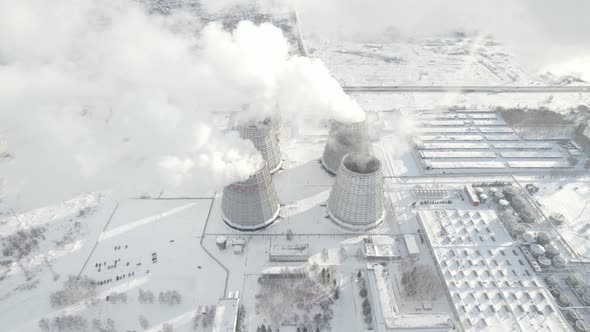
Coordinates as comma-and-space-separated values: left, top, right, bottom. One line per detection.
221, 164, 280, 231
238, 118, 282, 174
321, 119, 370, 175
327, 152, 384, 230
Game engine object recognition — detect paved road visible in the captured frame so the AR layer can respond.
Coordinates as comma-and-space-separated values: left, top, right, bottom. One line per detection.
343, 85, 590, 93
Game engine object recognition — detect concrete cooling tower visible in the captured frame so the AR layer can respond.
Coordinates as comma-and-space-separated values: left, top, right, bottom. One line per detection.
327, 152, 385, 230
321, 119, 370, 174
238, 118, 282, 174
221, 164, 280, 231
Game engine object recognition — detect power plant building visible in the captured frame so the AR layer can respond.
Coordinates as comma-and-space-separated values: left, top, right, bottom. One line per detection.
321, 119, 370, 174
221, 164, 280, 231
327, 153, 384, 230
238, 118, 282, 174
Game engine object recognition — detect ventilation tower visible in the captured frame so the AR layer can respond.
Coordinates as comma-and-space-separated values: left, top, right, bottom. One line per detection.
321, 119, 370, 174
327, 152, 384, 230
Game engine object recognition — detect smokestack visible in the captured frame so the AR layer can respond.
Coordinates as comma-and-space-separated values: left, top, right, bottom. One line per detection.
321, 119, 370, 174
221, 163, 280, 231
327, 152, 384, 230
238, 118, 283, 174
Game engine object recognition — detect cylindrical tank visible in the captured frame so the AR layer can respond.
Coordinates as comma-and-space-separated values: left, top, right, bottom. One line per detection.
493, 192, 505, 203
552, 255, 567, 268
530, 243, 546, 257
568, 309, 583, 322
327, 153, 384, 230
503, 185, 521, 201
549, 286, 561, 297
221, 164, 281, 231
545, 275, 559, 287
538, 256, 552, 269
521, 210, 536, 224
321, 118, 370, 175
475, 187, 484, 195
489, 187, 498, 195
545, 244, 560, 258
575, 320, 590, 332
216, 236, 227, 250
479, 194, 488, 203
522, 231, 536, 243
498, 199, 510, 210
536, 232, 551, 245
557, 293, 573, 307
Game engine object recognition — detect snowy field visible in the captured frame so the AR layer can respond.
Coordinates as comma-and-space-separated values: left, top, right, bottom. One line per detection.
306, 35, 541, 87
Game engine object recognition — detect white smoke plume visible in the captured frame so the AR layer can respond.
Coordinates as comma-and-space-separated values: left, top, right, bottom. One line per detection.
0, 0, 363, 209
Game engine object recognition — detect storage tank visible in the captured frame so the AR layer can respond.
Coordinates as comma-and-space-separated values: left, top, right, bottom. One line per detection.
544, 275, 559, 287
557, 292, 573, 307
327, 153, 384, 230
479, 194, 488, 203
537, 256, 552, 269
321, 118, 370, 175
493, 192, 505, 203
521, 210, 537, 224
529, 244, 546, 257
489, 187, 498, 195
221, 164, 280, 231
503, 185, 521, 201
216, 236, 227, 250
545, 244, 560, 258
552, 255, 567, 268
536, 232, 551, 246
568, 309, 583, 322
475, 187, 484, 195
498, 199, 510, 210
521, 231, 536, 243
575, 320, 590, 332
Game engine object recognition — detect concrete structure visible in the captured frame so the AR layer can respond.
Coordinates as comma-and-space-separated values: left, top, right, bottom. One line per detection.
364, 236, 400, 260
269, 243, 309, 262
404, 234, 420, 258
221, 164, 280, 231
321, 119, 370, 174
212, 292, 240, 332
327, 153, 384, 230
238, 118, 282, 174
464, 185, 480, 207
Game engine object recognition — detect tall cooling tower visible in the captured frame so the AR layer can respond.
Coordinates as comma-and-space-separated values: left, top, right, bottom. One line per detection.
321, 119, 370, 174
327, 152, 384, 230
221, 164, 280, 231
238, 119, 282, 174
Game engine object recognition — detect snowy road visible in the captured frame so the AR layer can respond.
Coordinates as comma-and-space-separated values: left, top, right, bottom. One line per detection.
343, 85, 590, 93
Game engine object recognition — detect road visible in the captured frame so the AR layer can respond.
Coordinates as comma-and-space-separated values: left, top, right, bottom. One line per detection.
343, 85, 590, 93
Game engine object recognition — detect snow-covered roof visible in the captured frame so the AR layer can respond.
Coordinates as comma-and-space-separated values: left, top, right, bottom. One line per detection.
213, 297, 239, 332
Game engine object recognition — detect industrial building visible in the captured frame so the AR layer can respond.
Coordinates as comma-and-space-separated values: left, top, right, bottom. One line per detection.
327, 152, 384, 230
269, 243, 309, 262
212, 292, 240, 332
321, 118, 370, 174
221, 164, 280, 231
238, 118, 283, 174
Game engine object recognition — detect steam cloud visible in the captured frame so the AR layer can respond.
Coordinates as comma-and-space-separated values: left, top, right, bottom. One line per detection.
0, 0, 364, 208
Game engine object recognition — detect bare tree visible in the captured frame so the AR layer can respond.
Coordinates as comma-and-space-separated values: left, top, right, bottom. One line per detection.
163, 322, 173, 332
138, 315, 149, 330
320, 249, 329, 263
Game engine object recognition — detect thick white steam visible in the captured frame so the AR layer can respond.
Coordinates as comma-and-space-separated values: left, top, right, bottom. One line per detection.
0, 0, 362, 208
